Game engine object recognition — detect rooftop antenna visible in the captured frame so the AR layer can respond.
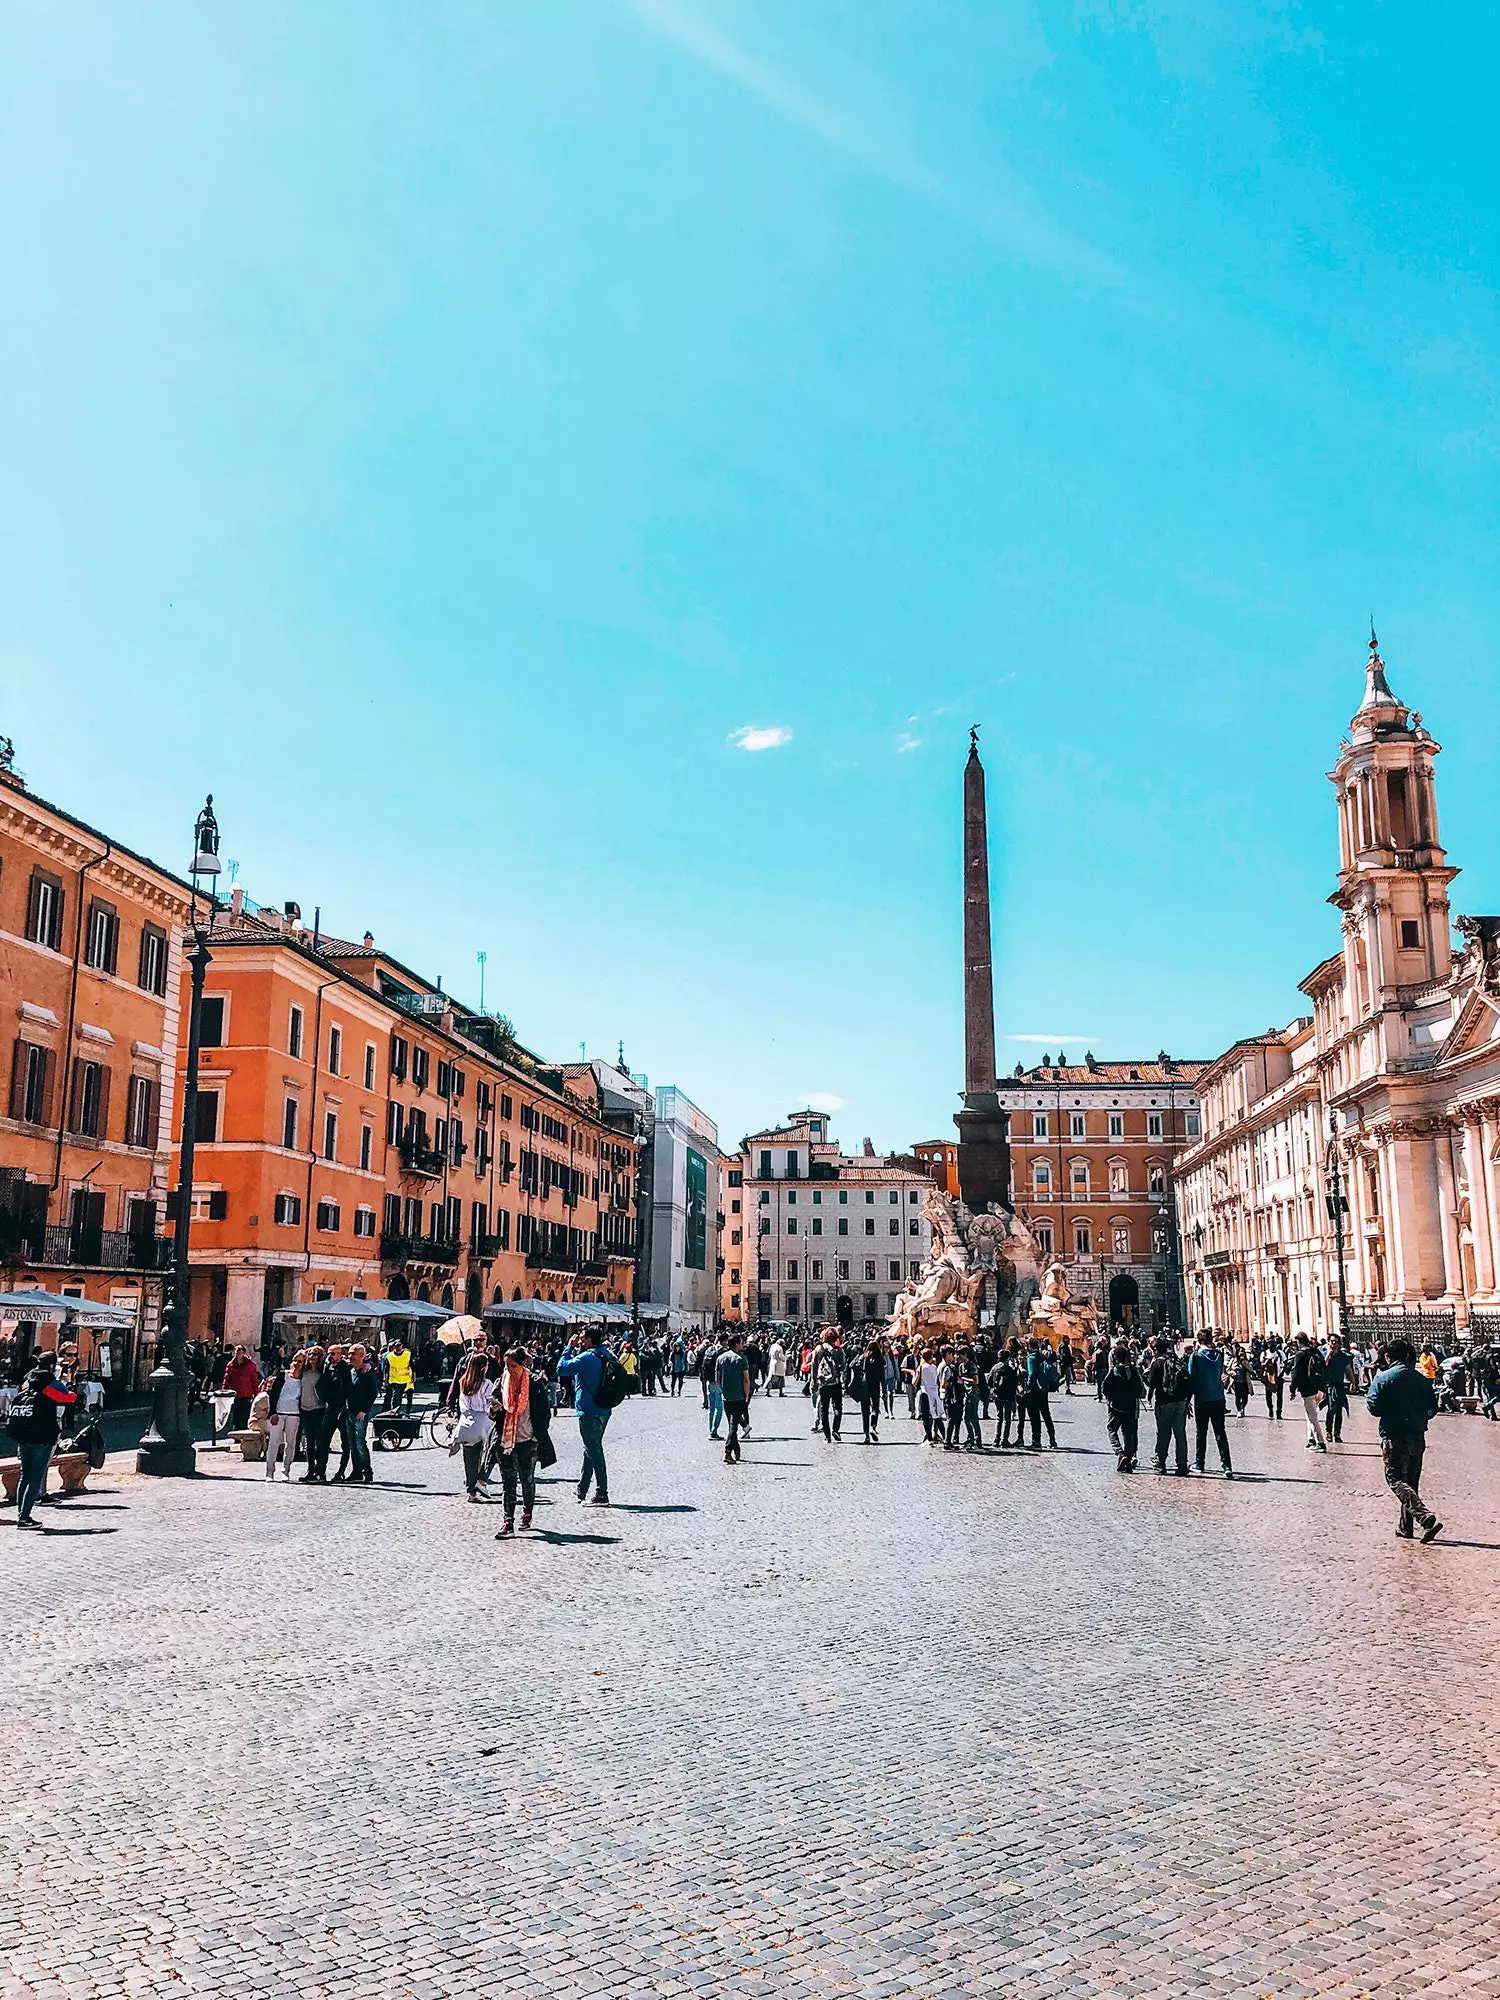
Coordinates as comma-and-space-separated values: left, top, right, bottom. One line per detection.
477, 950, 487, 1014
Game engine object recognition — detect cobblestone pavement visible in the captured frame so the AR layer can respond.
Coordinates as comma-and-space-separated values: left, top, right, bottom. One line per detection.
4, 1385, 1500, 1999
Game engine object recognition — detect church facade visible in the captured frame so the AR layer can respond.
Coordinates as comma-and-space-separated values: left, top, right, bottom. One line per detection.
1175, 636, 1500, 1348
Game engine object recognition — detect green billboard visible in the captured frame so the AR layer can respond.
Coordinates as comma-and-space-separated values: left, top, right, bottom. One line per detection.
685, 1147, 707, 1270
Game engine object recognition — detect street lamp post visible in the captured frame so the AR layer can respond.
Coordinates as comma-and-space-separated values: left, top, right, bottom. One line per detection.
1324, 1113, 1351, 1342
137, 796, 221, 1477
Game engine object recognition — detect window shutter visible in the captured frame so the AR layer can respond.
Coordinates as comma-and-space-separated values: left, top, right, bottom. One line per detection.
69, 1057, 86, 1134
25, 873, 40, 942
208, 1189, 228, 1220
95, 1065, 111, 1142
9, 1040, 27, 1121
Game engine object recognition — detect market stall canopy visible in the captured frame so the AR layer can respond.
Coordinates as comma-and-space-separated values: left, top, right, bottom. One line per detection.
482, 1299, 669, 1328
0, 1289, 136, 1328
271, 1297, 453, 1327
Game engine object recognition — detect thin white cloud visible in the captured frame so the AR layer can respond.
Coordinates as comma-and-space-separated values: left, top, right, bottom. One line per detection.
624, 0, 1118, 285
730, 723, 792, 752
800, 1091, 846, 1112
896, 732, 922, 753
1005, 1033, 1101, 1043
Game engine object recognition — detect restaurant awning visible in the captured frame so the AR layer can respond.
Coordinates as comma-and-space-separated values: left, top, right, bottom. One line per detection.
0, 1289, 137, 1328
271, 1297, 454, 1327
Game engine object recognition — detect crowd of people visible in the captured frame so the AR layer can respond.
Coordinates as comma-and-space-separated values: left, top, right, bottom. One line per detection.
1, 1300, 1474, 1545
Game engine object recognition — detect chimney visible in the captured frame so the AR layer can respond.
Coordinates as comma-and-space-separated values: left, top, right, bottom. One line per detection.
862, 1137, 875, 1157
230, 886, 245, 918
284, 901, 302, 930
362, 931, 374, 949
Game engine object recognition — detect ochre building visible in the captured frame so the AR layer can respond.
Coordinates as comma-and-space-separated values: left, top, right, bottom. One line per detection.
0, 755, 195, 1379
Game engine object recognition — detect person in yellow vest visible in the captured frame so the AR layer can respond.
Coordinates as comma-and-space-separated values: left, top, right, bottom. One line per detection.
1416, 1346, 1440, 1385
383, 1335, 414, 1414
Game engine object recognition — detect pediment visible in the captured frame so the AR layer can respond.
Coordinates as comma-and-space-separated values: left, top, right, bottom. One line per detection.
1441, 987, 1500, 1064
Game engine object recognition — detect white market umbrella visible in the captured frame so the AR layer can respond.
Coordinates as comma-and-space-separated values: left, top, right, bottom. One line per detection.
435, 1314, 483, 1348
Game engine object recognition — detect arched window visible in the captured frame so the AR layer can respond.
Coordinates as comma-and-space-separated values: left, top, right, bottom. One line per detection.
1112, 1222, 1131, 1258
1108, 1159, 1129, 1196
1032, 1162, 1052, 1194
1146, 1161, 1166, 1197
1069, 1159, 1090, 1196
1073, 1221, 1091, 1256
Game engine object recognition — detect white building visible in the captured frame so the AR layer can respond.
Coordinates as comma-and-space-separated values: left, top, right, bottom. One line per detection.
720, 1110, 934, 1327
1175, 635, 1500, 1349
647, 1085, 721, 1333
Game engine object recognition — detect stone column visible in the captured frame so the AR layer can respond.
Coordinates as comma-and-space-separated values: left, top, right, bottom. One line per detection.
1477, 1108, 1500, 1302
224, 1266, 267, 1352
1432, 1128, 1465, 1306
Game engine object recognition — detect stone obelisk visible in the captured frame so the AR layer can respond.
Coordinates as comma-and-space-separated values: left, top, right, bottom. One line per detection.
954, 728, 1011, 1213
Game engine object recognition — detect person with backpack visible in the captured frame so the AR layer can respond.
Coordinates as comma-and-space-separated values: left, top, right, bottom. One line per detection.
557, 1327, 622, 1505
1289, 1333, 1329, 1451
811, 1332, 843, 1442
7, 1351, 78, 1528
1020, 1339, 1059, 1451
1188, 1329, 1234, 1478
1146, 1335, 1191, 1476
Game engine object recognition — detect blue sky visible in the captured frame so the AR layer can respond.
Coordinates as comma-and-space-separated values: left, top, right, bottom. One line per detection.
3, 2, 1497, 1152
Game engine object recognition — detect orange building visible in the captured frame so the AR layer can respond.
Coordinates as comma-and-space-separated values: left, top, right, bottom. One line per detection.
998, 1053, 1207, 1331
910, 1139, 959, 1196
173, 895, 641, 1353
0, 754, 196, 1380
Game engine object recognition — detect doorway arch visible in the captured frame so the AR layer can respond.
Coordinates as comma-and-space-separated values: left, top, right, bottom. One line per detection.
1108, 1273, 1139, 1330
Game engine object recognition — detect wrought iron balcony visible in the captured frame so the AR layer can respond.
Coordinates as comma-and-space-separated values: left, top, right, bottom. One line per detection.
379, 1229, 461, 1268
397, 1141, 445, 1180
20, 1224, 171, 1272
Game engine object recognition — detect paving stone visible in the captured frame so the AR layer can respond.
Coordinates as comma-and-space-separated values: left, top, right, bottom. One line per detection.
2, 1393, 1498, 1997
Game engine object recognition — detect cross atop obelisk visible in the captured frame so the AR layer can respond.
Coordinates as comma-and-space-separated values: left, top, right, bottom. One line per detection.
955, 728, 1011, 1211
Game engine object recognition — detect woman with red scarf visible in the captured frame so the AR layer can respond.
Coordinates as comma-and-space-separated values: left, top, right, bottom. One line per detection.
494, 1345, 542, 1539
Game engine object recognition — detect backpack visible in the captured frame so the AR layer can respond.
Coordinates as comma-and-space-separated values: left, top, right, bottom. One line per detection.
1039, 1355, 1061, 1393
5, 1383, 49, 1443
594, 1351, 629, 1410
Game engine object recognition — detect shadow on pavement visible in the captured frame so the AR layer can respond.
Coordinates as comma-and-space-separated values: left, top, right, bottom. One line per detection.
26, 1524, 120, 1537
1428, 1539, 1500, 1552
533, 1529, 621, 1546
605, 1502, 697, 1514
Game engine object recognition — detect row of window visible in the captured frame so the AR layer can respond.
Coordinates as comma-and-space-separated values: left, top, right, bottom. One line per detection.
1027, 1109, 1201, 1141
1028, 1221, 1149, 1259
757, 1187, 921, 1205
9, 1041, 160, 1148
758, 1258, 920, 1283
17, 869, 172, 997
759, 1215, 917, 1237
1028, 1161, 1167, 1197
757, 1293, 897, 1319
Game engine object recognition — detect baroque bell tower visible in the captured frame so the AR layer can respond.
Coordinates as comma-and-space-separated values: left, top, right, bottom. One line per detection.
1329, 630, 1458, 1050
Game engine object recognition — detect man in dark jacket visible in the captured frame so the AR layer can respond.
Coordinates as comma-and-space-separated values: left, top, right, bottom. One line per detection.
1366, 1341, 1442, 1541
1289, 1334, 1328, 1451
7, 1353, 78, 1527
1146, 1336, 1191, 1475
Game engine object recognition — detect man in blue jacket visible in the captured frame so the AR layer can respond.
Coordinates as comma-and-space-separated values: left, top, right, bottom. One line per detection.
1187, 1329, 1234, 1478
557, 1328, 613, 1506
1366, 1340, 1442, 1542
